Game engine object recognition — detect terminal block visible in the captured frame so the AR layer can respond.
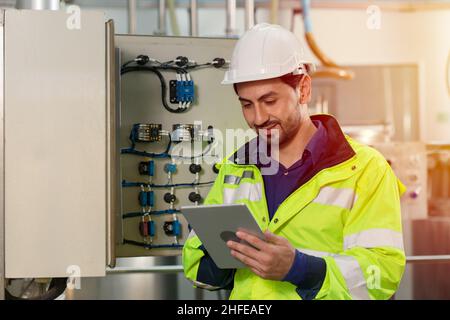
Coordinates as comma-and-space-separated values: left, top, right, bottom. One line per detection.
169, 80, 194, 104
130, 123, 162, 143
171, 124, 201, 142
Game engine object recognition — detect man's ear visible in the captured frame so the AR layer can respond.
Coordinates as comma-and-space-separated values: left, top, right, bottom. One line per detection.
298, 75, 312, 104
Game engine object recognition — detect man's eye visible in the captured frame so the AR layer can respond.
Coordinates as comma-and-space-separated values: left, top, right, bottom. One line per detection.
265, 100, 276, 105
242, 104, 252, 109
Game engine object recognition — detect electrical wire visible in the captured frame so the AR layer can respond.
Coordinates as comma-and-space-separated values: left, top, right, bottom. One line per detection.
122, 143, 214, 160
123, 56, 223, 73
121, 56, 226, 114
121, 57, 186, 72
184, 62, 213, 70
121, 60, 136, 68
122, 131, 216, 161
122, 209, 180, 219
169, 141, 215, 160
123, 239, 183, 249
121, 65, 186, 113
122, 130, 173, 157
121, 147, 169, 158
121, 148, 170, 158
122, 180, 215, 189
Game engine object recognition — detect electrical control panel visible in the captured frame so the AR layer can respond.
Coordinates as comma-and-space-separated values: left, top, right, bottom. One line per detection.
115, 36, 245, 258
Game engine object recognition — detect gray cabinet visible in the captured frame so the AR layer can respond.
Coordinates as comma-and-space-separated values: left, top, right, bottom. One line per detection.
3, 9, 110, 278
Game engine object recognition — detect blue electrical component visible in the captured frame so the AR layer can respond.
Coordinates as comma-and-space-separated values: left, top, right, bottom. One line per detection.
147, 191, 154, 207
173, 220, 181, 236
139, 160, 155, 176
148, 221, 156, 237
139, 191, 154, 207
163, 220, 181, 236
139, 191, 147, 207
164, 163, 177, 174
149, 161, 155, 176
176, 80, 194, 103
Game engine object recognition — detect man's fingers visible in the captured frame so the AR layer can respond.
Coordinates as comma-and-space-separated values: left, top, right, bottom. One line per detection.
264, 231, 287, 245
230, 249, 264, 271
250, 267, 266, 279
227, 240, 263, 261
236, 231, 269, 251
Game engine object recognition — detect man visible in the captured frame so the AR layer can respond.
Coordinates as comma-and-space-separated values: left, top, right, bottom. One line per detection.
183, 23, 406, 300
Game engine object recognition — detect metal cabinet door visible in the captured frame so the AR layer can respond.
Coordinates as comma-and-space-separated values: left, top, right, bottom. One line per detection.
4, 9, 110, 278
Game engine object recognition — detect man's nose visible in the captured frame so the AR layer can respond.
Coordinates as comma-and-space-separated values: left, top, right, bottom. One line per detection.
253, 105, 269, 127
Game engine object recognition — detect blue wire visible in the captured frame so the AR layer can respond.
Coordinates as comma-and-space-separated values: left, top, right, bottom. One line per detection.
123, 239, 183, 249
122, 180, 214, 188
121, 143, 213, 160
122, 209, 180, 219
122, 132, 173, 158
121, 148, 170, 158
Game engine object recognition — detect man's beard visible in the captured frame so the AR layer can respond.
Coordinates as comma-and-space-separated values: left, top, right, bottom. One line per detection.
255, 120, 282, 144
257, 127, 282, 148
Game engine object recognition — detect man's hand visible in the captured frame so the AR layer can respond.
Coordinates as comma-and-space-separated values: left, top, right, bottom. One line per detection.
226, 230, 296, 280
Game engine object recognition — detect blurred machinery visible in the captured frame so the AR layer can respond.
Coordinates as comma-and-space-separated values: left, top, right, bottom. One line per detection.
310, 64, 427, 221
427, 144, 450, 217
311, 65, 421, 142
409, 143, 450, 299
371, 142, 428, 221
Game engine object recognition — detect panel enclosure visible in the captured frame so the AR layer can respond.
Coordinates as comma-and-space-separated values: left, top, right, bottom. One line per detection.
4, 10, 107, 278
115, 35, 249, 257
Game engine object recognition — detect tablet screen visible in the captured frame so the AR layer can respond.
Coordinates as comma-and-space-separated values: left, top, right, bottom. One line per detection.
181, 203, 265, 269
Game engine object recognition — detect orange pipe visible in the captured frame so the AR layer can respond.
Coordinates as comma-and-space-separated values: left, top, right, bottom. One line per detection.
311, 66, 354, 80
305, 32, 338, 68
305, 32, 354, 80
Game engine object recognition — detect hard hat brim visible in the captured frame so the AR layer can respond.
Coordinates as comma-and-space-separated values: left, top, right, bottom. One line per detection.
221, 63, 314, 85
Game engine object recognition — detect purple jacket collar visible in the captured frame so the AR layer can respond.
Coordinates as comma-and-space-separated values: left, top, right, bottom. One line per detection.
228, 114, 355, 183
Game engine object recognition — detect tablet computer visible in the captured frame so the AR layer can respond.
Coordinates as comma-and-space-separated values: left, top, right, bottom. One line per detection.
181, 203, 265, 269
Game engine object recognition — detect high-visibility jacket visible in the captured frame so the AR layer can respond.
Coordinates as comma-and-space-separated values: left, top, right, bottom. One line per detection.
183, 115, 406, 300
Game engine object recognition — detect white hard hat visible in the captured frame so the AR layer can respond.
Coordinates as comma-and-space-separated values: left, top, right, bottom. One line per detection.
222, 23, 314, 85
